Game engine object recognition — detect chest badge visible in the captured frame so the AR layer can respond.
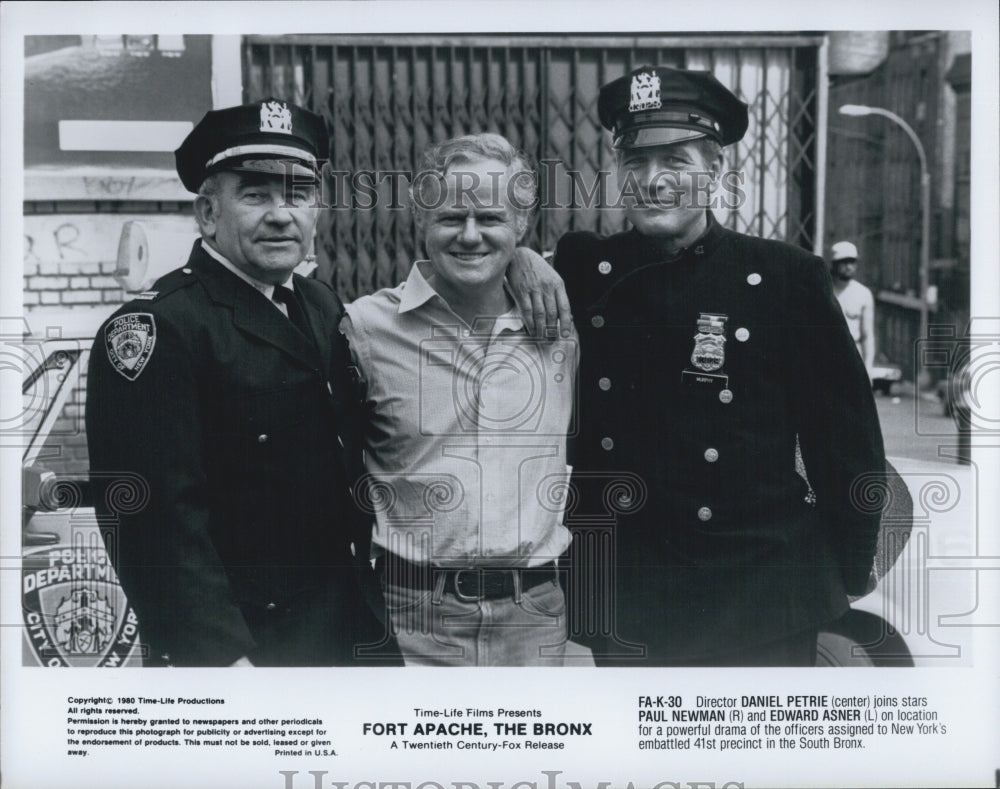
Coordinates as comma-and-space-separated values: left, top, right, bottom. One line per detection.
690, 312, 728, 372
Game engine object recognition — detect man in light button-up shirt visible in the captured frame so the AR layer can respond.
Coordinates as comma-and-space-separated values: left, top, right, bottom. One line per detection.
342, 133, 576, 666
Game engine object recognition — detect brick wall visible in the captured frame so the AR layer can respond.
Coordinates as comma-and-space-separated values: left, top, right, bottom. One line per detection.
24, 259, 127, 309
23, 206, 196, 477
24, 206, 195, 309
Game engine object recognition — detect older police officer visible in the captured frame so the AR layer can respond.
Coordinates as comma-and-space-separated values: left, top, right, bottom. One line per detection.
516, 66, 886, 666
86, 100, 396, 666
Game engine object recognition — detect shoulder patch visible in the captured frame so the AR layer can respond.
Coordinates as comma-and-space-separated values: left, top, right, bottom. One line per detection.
105, 313, 156, 381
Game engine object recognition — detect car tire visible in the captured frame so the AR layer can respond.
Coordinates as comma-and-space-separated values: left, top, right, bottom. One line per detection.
816, 631, 875, 666
816, 610, 914, 667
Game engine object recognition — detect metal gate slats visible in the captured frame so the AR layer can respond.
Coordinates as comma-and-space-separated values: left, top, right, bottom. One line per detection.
245, 35, 820, 302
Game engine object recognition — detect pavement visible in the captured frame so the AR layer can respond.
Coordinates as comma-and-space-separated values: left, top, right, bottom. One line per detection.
873, 383, 967, 465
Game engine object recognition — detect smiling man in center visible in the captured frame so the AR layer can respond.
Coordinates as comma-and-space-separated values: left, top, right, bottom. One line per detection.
341, 133, 577, 666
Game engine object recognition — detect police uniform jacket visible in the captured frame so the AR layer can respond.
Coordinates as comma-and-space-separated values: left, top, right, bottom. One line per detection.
86, 242, 393, 666
555, 213, 886, 663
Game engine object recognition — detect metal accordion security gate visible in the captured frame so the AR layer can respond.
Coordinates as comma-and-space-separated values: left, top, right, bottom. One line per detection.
245, 35, 821, 302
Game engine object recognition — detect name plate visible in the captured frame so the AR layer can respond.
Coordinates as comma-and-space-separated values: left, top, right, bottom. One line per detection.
681, 370, 729, 390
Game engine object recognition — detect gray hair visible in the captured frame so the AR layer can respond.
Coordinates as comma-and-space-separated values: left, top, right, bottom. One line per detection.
410, 133, 537, 238
197, 172, 223, 200
193, 173, 223, 237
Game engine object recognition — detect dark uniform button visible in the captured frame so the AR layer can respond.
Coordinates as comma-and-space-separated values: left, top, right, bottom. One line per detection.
719, 389, 733, 404
735, 327, 750, 342
747, 272, 761, 286
704, 448, 719, 463
265, 602, 277, 610
598, 261, 612, 275
591, 315, 605, 328
182, 268, 193, 274
601, 437, 614, 451
697, 506, 713, 522
598, 377, 612, 391
257, 433, 269, 443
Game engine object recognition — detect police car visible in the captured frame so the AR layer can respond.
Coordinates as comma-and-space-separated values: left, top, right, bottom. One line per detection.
816, 451, 976, 665
19, 307, 144, 666
17, 226, 976, 668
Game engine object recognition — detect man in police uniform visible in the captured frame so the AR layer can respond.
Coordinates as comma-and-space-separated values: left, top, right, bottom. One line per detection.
86, 99, 396, 666
529, 66, 886, 666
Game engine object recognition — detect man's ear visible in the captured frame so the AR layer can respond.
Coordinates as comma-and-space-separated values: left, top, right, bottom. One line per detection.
706, 150, 724, 186
193, 194, 217, 239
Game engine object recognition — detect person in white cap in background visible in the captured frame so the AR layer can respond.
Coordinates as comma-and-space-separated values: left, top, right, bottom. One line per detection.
830, 240, 876, 378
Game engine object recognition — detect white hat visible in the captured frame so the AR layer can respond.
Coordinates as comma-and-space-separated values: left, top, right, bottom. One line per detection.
831, 241, 859, 261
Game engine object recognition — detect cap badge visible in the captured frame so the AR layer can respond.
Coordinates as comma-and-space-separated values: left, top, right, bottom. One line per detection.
690, 312, 728, 372
260, 100, 293, 134
628, 71, 662, 113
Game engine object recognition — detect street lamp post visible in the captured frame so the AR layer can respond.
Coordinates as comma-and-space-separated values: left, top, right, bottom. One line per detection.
838, 104, 931, 343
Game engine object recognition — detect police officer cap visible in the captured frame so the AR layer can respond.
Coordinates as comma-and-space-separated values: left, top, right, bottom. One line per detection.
831, 241, 859, 262
598, 65, 749, 149
175, 98, 328, 193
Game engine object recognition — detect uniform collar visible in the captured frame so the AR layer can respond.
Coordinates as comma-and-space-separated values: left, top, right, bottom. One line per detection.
200, 240, 294, 301
634, 210, 725, 261
189, 242, 321, 370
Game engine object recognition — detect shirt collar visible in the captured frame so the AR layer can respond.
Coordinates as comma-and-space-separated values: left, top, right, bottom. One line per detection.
397, 261, 439, 314
200, 240, 294, 299
397, 261, 525, 336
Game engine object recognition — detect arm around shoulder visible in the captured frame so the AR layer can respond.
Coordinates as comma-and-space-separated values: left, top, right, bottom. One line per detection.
509, 246, 572, 338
